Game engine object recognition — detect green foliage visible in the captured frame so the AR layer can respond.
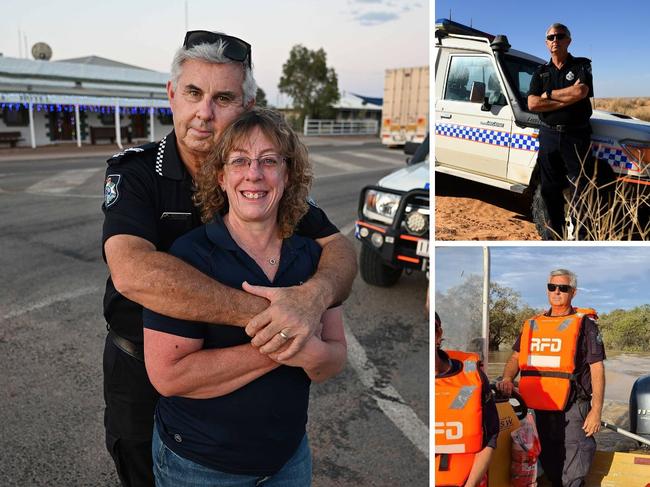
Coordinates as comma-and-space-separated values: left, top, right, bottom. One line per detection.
278, 45, 340, 126
255, 87, 268, 108
599, 305, 650, 351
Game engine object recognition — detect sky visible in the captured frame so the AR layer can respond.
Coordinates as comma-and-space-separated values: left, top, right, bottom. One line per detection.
435, 245, 650, 314
435, 0, 650, 97
0, 0, 428, 107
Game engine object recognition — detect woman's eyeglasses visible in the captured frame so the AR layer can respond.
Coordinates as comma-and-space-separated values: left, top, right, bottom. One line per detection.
226, 155, 286, 172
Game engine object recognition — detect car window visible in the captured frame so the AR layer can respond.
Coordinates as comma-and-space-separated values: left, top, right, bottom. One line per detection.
501, 54, 542, 107
444, 56, 505, 105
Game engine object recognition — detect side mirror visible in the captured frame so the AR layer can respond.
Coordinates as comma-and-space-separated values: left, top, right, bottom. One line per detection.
404, 141, 420, 156
469, 81, 486, 103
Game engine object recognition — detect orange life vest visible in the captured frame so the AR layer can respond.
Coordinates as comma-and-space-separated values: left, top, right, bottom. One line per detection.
518, 307, 597, 411
435, 350, 484, 487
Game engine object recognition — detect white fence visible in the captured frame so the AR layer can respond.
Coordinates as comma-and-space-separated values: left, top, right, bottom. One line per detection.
303, 118, 379, 136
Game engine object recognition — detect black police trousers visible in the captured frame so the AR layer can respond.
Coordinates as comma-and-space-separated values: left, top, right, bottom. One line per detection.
103, 334, 160, 487
538, 126, 594, 239
535, 399, 596, 487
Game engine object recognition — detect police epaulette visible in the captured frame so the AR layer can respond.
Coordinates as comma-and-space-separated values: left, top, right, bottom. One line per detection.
107, 141, 157, 166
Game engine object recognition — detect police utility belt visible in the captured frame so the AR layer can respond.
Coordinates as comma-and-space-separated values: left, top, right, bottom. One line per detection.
107, 325, 144, 362
540, 122, 590, 133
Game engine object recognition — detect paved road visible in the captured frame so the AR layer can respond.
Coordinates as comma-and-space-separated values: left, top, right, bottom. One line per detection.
0, 139, 429, 486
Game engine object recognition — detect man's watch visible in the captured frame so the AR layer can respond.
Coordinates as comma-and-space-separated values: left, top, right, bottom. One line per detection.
546, 88, 553, 100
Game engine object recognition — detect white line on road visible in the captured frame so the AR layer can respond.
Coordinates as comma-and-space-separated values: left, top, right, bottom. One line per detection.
26, 168, 103, 194
3, 286, 101, 320
345, 324, 429, 459
340, 151, 406, 167
340, 222, 356, 236
340, 222, 429, 458
310, 154, 366, 173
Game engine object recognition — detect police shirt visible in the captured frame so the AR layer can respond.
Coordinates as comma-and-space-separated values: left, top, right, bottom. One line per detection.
513, 308, 606, 398
102, 130, 339, 344
436, 349, 499, 449
143, 214, 321, 475
528, 53, 594, 127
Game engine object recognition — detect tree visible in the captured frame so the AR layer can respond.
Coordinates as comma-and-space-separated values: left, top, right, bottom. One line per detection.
278, 45, 340, 125
599, 305, 650, 351
488, 284, 540, 351
255, 87, 268, 108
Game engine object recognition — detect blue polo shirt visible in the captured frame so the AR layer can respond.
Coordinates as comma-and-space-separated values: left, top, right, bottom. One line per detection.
143, 213, 322, 475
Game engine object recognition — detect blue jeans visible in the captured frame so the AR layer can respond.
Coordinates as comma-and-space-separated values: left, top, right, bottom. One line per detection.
152, 422, 312, 487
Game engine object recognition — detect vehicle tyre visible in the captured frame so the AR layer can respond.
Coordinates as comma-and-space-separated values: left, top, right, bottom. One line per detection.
359, 245, 402, 287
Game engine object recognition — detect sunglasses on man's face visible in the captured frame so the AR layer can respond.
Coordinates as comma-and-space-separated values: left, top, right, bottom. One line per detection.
547, 283, 572, 293
183, 30, 251, 68
546, 33, 567, 41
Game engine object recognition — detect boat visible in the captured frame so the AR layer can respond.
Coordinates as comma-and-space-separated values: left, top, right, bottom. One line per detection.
435, 247, 650, 486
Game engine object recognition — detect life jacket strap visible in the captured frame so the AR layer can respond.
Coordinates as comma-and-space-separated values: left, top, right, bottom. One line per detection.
520, 370, 575, 380
438, 453, 450, 471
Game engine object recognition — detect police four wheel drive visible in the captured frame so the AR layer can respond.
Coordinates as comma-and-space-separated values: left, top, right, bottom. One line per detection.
355, 135, 429, 287
434, 19, 650, 239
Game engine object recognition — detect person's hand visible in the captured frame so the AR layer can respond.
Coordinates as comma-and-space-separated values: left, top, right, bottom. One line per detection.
243, 281, 325, 360
267, 335, 321, 369
582, 408, 601, 437
496, 378, 514, 396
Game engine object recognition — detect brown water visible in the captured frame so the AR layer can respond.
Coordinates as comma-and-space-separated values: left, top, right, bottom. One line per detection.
486, 350, 650, 451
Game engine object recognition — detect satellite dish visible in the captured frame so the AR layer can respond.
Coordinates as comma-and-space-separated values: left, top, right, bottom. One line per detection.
31, 42, 53, 61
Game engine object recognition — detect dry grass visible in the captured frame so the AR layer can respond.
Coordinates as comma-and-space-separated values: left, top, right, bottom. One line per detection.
542, 147, 650, 240
594, 97, 650, 123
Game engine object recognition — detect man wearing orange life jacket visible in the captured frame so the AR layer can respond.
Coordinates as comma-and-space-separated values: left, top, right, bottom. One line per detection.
435, 312, 499, 487
496, 269, 605, 487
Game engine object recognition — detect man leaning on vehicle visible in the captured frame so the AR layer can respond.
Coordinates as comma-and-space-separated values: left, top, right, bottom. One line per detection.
527, 23, 594, 240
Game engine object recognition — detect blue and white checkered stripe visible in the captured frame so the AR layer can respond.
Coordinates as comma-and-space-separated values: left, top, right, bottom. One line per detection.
436, 123, 632, 169
592, 144, 631, 169
436, 123, 538, 152
510, 133, 539, 151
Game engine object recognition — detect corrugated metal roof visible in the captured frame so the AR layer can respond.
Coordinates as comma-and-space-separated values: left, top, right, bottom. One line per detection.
335, 92, 382, 111
0, 56, 168, 86
56, 55, 154, 71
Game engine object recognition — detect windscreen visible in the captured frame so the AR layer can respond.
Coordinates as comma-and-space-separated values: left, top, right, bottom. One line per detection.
435, 247, 488, 360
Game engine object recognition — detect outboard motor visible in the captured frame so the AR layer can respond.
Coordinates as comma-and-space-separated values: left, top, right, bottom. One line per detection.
629, 375, 650, 442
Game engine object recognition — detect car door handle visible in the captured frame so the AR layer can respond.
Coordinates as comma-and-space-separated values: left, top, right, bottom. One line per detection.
440, 114, 452, 119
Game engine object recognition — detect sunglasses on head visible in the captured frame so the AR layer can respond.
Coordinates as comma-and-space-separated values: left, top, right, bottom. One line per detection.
547, 283, 572, 293
183, 30, 251, 68
546, 33, 567, 41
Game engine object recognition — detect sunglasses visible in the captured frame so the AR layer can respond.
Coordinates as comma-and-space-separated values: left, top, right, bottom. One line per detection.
546, 33, 567, 41
183, 30, 251, 68
547, 283, 572, 293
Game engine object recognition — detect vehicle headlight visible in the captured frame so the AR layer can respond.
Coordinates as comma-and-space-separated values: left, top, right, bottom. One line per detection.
362, 189, 402, 224
405, 211, 428, 236
621, 140, 650, 169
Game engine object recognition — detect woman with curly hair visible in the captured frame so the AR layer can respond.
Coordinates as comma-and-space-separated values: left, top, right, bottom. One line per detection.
142, 108, 347, 487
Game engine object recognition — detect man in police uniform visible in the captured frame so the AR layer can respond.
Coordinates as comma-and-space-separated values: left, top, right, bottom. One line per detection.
497, 269, 605, 487
101, 31, 357, 487
528, 23, 594, 240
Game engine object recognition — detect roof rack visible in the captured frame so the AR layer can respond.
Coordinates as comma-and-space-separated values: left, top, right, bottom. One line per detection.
434, 18, 495, 41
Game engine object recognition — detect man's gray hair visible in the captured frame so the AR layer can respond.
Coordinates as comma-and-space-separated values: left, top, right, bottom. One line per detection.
549, 268, 577, 288
546, 23, 571, 38
170, 39, 257, 106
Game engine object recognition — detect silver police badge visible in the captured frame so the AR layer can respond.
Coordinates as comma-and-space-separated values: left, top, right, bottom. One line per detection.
104, 174, 121, 207
566, 71, 575, 81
